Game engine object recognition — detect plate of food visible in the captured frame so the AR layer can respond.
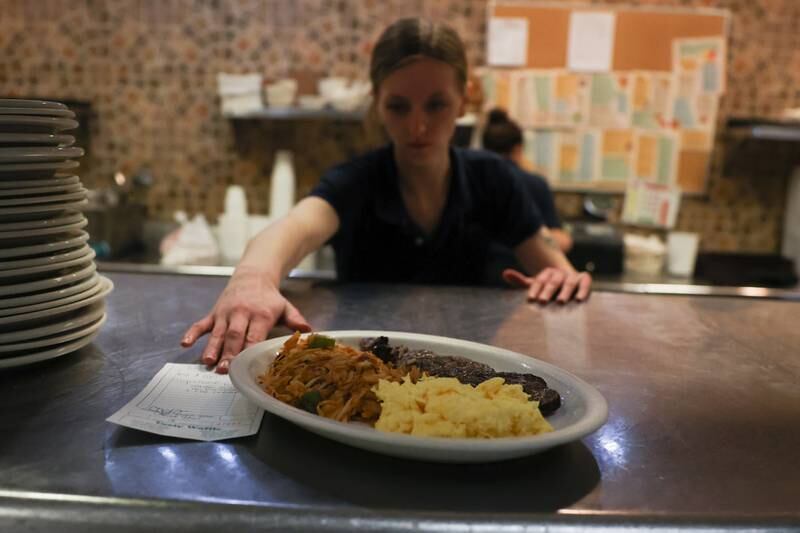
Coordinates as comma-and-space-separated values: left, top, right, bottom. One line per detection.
229, 331, 608, 463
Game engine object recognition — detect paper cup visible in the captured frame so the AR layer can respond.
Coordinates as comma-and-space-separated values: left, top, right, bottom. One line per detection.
666, 232, 700, 276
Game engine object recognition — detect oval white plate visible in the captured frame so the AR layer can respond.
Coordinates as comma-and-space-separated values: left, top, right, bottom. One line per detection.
0, 217, 86, 240
0, 271, 98, 310
0, 230, 88, 259
230, 331, 608, 463
0, 175, 79, 189
0, 261, 95, 297
0, 133, 75, 146
0, 329, 100, 369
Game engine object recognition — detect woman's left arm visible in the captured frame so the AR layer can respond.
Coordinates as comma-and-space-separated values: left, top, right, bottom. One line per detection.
508, 226, 591, 303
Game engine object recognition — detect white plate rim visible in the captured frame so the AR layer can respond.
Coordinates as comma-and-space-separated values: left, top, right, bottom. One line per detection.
0, 197, 87, 215
0, 99, 68, 110
0, 146, 84, 163
0, 248, 95, 279
0, 242, 90, 270
0, 107, 75, 118
0, 261, 96, 297
0, 271, 99, 310
0, 230, 89, 259
0, 175, 80, 189
0, 329, 100, 369
229, 330, 608, 463
0, 160, 79, 173
0, 313, 107, 352
0, 182, 82, 197
0, 273, 100, 316
0, 301, 105, 344
0, 275, 110, 326
0, 218, 86, 239
0, 115, 78, 131
0, 133, 75, 146
0, 188, 87, 206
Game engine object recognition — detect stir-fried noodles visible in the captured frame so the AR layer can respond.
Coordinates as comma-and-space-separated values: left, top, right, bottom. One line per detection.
259, 332, 417, 423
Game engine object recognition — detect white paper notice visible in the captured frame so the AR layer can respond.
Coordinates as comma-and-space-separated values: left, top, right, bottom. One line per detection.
567, 12, 616, 72
107, 363, 264, 441
487, 17, 528, 67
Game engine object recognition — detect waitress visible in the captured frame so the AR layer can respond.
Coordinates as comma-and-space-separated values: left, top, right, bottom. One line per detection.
182, 18, 592, 373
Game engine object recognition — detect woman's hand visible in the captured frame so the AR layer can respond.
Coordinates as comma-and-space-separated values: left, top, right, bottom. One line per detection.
180, 267, 312, 374
502, 267, 591, 303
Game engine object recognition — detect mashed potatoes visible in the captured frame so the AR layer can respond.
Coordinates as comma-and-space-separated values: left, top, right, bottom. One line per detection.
373, 376, 553, 438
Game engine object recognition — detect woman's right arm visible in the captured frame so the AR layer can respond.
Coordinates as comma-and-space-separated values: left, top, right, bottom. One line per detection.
181, 197, 339, 373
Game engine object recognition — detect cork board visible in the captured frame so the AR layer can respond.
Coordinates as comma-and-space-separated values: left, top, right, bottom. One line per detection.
488, 1, 729, 194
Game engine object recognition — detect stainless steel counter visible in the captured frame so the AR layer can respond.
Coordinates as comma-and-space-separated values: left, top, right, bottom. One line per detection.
96, 260, 800, 300
2, 272, 799, 531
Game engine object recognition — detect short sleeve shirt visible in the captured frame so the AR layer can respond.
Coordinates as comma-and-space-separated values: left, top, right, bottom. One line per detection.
515, 167, 561, 229
309, 145, 543, 285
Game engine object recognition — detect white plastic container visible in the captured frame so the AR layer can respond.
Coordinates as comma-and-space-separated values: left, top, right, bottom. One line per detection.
624, 234, 666, 275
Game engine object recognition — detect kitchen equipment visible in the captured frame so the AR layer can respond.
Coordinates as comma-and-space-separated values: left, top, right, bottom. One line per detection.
566, 222, 624, 274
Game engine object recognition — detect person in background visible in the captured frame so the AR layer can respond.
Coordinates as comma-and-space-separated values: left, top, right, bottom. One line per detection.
482, 108, 572, 252
182, 18, 591, 374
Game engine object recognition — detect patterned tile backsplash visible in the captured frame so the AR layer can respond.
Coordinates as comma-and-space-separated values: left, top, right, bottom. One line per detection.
1, 0, 798, 253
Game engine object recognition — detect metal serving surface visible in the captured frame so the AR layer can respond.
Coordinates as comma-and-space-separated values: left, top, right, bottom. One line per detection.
96, 261, 800, 300
1, 272, 799, 531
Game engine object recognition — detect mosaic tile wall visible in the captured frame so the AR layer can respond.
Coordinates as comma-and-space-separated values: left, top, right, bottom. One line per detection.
1, 0, 798, 253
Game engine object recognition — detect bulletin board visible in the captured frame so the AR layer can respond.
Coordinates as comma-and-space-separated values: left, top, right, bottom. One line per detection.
482, 1, 730, 197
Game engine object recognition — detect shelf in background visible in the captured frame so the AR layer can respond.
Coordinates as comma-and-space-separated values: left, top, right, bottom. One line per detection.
223, 106, 365, 121
222, 107, 480, 127
726, 117, 800, 141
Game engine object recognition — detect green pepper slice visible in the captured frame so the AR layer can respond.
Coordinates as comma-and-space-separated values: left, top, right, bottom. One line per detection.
307, 334, 336, 349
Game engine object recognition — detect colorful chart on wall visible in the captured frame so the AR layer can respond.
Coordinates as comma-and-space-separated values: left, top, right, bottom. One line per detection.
483, 2, 730, 198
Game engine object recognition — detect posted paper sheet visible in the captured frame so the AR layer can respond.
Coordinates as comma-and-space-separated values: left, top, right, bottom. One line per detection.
567, 12, 616, 72
487, 17, 528, 67
107, 363, 264, 441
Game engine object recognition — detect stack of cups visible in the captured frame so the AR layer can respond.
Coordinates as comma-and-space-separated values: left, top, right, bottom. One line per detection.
218, 185, 250, 265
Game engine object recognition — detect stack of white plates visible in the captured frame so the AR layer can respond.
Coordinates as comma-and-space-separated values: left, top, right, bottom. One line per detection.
0, 99, 112, 369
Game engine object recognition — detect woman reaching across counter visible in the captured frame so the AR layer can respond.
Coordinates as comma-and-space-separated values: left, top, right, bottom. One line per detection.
182, 18, 592, 373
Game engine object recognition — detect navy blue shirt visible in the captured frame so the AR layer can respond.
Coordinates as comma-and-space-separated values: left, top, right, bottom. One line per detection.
484, 164, 562, 283
309, 145, 543, 285
515, 167, 561, 229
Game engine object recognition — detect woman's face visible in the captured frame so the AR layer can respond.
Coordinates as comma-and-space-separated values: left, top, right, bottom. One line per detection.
375, 57, 466, 167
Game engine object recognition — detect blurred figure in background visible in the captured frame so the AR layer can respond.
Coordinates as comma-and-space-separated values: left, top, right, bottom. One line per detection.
482, 108, 572, 252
